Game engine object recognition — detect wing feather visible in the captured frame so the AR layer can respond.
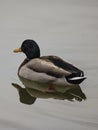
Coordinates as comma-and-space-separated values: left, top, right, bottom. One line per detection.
40, 56, 84, 76
26, 58, 71, 78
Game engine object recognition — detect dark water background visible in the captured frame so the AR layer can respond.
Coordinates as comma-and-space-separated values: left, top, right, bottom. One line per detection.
0, 0, 98, 130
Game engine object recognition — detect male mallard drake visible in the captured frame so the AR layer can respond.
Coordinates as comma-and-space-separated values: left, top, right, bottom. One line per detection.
14, 39, 86, 93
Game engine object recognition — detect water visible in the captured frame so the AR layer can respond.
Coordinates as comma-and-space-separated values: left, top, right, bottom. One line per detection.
0, 0, 98, 130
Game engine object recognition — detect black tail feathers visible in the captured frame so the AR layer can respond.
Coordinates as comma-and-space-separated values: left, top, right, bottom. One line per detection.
66, 72, 86, 84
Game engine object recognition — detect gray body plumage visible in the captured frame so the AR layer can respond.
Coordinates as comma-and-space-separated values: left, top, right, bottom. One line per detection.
18, 56, 85, 93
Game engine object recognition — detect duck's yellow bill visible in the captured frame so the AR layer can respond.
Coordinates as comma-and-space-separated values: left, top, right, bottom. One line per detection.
13, 48, 22, 53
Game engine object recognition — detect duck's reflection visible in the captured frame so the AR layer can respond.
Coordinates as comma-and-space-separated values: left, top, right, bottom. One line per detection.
12, 83, 86, 105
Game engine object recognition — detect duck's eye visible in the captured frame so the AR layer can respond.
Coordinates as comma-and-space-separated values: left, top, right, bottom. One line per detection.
24, 47, 28, 51
22, 46, 29, 53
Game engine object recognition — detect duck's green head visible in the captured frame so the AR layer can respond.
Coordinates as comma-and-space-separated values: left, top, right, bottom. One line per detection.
14, 39, 40, 59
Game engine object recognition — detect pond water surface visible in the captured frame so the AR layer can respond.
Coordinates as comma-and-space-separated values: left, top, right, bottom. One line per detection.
0, 0, 98, 130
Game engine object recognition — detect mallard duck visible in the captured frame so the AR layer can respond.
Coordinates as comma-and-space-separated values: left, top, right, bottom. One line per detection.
13, 39, 86, 93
